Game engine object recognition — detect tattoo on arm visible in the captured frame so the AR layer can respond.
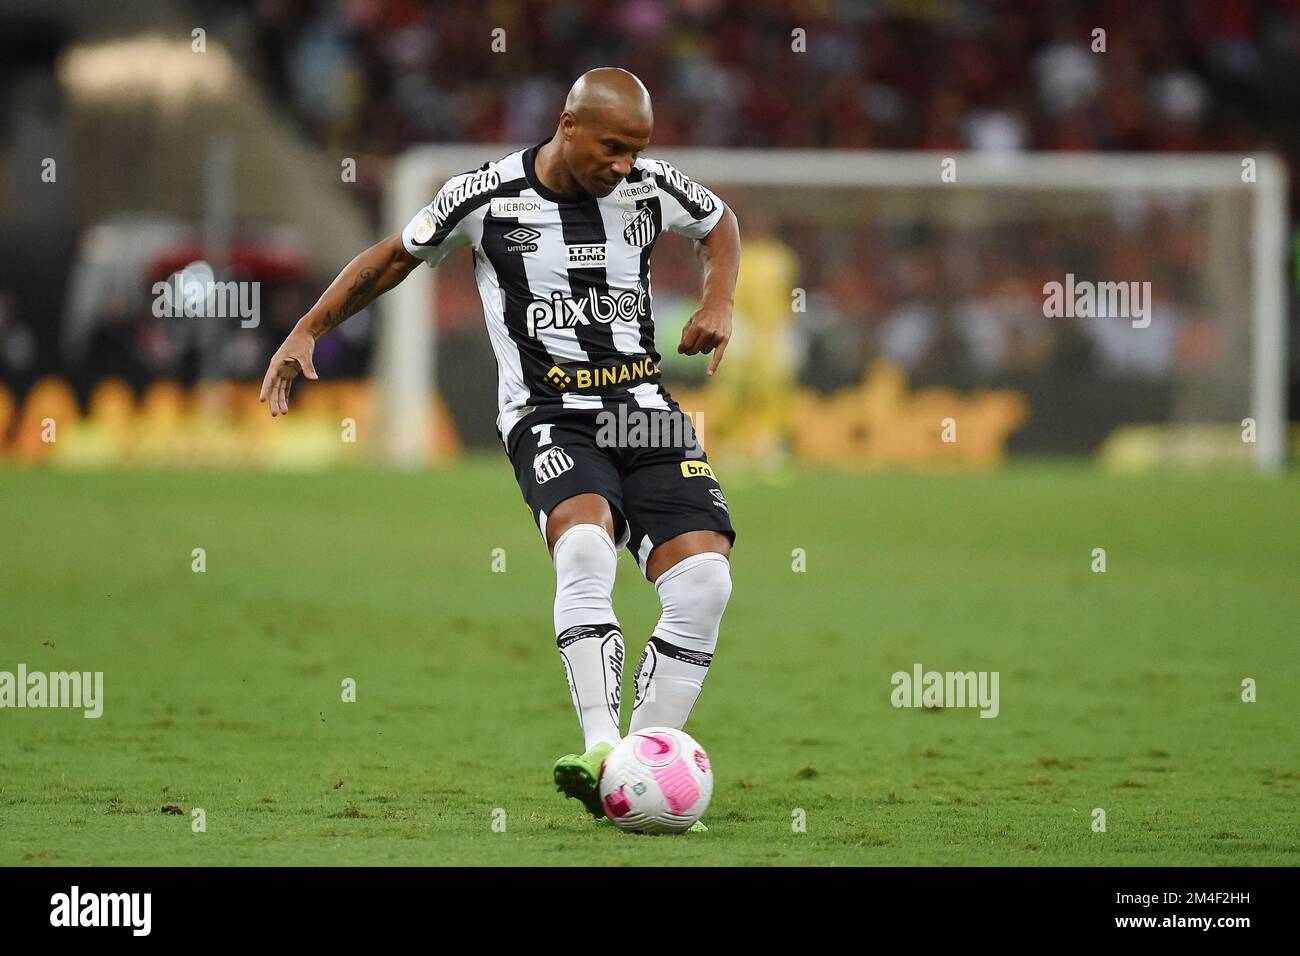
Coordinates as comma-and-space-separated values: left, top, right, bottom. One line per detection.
322, 267, 379, 330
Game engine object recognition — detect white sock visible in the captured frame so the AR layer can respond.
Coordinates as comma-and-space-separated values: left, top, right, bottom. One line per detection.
552, 523, 624, 750
630, 552, 731, 733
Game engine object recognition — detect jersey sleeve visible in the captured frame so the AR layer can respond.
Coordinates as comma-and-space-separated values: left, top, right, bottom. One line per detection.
401, 172, 480, 269
649, 160, 726, 240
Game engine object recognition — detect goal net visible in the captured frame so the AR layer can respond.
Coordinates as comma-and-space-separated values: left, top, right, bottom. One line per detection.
379, 146, 1288, 471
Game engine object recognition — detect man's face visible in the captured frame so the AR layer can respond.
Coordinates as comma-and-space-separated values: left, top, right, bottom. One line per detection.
562, 109, 652, 198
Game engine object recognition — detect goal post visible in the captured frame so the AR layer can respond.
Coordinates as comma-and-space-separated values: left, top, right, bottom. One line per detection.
378, 147, 1288, 471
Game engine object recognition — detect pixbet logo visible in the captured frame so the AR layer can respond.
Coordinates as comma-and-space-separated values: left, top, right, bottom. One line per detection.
525, 286, 648, 335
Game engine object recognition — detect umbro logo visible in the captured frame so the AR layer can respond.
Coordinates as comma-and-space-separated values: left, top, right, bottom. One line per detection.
503, 226, 540, 253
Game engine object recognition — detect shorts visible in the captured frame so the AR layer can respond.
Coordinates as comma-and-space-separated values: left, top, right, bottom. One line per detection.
505, 400, 736, 577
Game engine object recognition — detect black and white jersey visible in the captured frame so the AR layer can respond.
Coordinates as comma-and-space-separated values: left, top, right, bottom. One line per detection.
401, 138, 725, 445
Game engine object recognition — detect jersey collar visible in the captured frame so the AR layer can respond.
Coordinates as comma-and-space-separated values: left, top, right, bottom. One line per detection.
524, 136, 596, 205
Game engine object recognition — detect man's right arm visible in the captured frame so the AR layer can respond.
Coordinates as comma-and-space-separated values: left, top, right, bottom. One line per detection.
261, 166, 483, 416
259, 233, 418, 416
307, 232, 420, 338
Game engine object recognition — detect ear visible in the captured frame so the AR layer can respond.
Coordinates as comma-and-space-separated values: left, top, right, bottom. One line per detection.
559, 111, 578, 141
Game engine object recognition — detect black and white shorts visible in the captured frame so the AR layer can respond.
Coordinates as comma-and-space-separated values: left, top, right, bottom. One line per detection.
505, 401, 736, 577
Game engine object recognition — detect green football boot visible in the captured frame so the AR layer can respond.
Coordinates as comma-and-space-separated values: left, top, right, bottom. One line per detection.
553, 741, 614, 819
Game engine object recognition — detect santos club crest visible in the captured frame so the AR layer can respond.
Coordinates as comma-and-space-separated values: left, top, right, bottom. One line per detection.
533, 446, 575, 484
622, 206, 656, 247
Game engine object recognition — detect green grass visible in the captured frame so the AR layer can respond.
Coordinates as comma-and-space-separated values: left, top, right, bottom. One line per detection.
1, 459, 1296, 865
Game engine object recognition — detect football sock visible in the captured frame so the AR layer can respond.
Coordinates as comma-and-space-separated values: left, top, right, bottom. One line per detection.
630, 552, 732, 733
552, 523, 624, 750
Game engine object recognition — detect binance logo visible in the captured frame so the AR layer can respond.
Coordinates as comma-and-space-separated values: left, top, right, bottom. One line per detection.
680, 461, 716, 479
576, 357, 657, 389
544, 359, 659, 393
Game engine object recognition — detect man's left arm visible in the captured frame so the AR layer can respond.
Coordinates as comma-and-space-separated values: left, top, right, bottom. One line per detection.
678, 204, 741, 376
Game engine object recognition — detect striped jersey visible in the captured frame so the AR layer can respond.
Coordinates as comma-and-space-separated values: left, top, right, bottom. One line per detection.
401, 138, 726, 445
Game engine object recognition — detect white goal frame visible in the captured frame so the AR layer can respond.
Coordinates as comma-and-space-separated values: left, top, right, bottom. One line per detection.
379, 146, 1288, 471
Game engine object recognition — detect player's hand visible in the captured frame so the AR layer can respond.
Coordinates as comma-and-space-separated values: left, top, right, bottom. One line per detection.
259, 328, 318, 416
677, 303, 732, 376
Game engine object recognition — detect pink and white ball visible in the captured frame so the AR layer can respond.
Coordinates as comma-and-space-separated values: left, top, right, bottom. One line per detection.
598, 728, 714, 834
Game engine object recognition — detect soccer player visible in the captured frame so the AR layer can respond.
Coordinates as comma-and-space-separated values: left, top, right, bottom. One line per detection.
259, 68, 739, 829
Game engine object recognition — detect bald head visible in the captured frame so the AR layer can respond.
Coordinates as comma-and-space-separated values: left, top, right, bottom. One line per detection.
564, 68, 653, 126
548, 68, 654, 198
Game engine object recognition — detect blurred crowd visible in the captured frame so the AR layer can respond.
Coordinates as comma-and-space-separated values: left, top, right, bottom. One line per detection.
236, 0, 1298, 159
3, 0, 1296, 429
233, 0, 1290, 396
554, 186, 1235, 393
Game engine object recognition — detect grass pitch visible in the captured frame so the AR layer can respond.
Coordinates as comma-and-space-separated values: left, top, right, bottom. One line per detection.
1, 459, 1296, 865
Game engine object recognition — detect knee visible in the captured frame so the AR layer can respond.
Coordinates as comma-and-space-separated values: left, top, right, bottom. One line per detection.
553, 523, 618, 581
546, 494, 616, 554
656, 552, 732, 625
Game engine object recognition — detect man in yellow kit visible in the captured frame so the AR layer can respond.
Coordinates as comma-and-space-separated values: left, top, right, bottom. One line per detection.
711, 207, 798, 464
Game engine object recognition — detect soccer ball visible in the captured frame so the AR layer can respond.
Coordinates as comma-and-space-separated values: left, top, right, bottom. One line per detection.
599, 727, 713, 833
